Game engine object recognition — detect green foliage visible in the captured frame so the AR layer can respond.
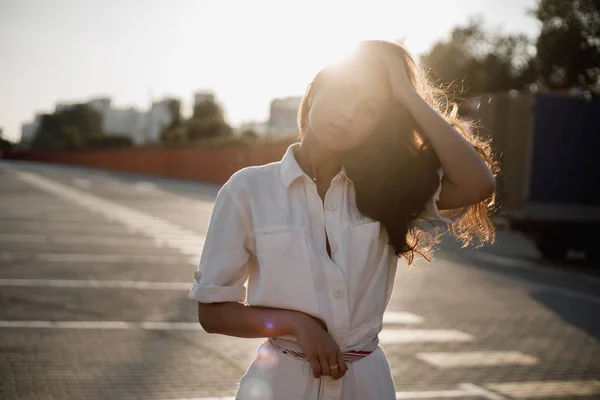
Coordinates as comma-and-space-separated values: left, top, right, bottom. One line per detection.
187, 116, 230, 141
30, 104, 134, 150
166, 98, 182, 125
160, 125, 187, 145
424, 2, 600, 96
31, 104, 104, 149
161, 96, 233, 144
160, 98, 185, 143
241, 128, 258, 139
423, 18, 535, 96
193, 99, 223, 120
0, 127, 14, 150
532, 0, 600, 93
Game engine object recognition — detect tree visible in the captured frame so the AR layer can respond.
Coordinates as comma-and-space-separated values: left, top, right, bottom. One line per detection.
531, 0, 600, 93
422, 18, 535, 96
193, 98, 223, 120
31, 104, 103, 149
160, 98, 186, 143
187, 97, 232, 141
187, 116, 229, 141
0, 126, 13, 151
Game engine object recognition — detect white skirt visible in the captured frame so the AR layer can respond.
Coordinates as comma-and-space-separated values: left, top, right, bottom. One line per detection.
236, 339, 396, 400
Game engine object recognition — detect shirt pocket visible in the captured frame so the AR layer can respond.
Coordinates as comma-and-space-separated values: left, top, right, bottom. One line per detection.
252, 229, 320, 315
350, 221, 382, 270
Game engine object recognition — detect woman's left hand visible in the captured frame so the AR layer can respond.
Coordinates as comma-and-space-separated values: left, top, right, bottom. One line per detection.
386, 53, 418, 105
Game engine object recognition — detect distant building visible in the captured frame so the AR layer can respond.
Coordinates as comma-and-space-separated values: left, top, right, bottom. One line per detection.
54, 102, 73, 113
267, 96, 302, 136
20, 113, 43, 146
21, 96, 175, 146
194, 91, 215, 107
86, 97, 112, 115
103, 106, 148, 145
239, 120, 268, 135
147, 99, 173, 143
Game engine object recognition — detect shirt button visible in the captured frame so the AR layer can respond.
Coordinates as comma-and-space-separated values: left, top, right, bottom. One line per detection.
327, 379, 340, 389
327, 202, 337, 211
331, 243, 338, 253
333, 288, 345, 298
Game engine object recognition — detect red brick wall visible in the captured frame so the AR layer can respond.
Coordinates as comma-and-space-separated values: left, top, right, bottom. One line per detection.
20, 144, 291, 184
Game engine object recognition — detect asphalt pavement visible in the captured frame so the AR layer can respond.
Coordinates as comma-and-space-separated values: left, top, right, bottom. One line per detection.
1, 160, 599, 400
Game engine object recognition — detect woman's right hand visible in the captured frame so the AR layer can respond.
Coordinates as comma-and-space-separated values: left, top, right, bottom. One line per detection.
293, 313, 348, 380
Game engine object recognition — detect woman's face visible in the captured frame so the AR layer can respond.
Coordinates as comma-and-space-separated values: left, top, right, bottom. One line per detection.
307, 55, 391, 151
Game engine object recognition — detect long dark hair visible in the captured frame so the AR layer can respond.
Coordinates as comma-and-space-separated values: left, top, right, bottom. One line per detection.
298, 40, 500, 265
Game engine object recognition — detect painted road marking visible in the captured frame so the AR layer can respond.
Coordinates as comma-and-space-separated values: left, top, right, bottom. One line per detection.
486, 379, 600, 398
134, 181, 157, 191
12, 170, 206, 260
378, 329, 473, 343
0, 321, 467, 346
0, 252, 195, 264
0, 233, 172, 247
383, 311, 424, 325
0, 279, 191, 290
0, 321, 203, 330
72, 178, 91, 189
160, 383, 507, 400
416, 351, 538, 368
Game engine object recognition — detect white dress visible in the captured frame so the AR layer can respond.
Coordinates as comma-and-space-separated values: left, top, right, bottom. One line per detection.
189, 143, 471, 400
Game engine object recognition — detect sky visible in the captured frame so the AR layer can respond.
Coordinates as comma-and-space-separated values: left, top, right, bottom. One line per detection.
0, 0, 540, 142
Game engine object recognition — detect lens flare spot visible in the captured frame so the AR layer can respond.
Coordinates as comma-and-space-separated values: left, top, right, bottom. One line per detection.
246, 376, 273, 400
255, 343, 279, 368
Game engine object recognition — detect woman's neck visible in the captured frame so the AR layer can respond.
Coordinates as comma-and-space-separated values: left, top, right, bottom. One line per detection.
294, 134, 342, 184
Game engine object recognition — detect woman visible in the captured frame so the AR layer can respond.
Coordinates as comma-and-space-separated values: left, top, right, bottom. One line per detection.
189, 40, 499, 399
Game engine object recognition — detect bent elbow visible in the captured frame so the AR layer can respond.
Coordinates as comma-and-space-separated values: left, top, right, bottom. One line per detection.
474, 174, 496, 203
482, 176, 497, 200
197, 302, 218, 333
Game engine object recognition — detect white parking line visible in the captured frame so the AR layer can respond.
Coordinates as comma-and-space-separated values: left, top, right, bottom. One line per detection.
134, 181, 157, 191
416, 351, 538, 368
72, 178, 91, 189
458, 383, 508, 400
0, 320, 468, 345
0, 251, 196, 264
394, 382, 507, 399
159, 383, 507, 400
12, 170, 206, 260
486, 379, 600, 398
383, 311, 424, 325
378, 329, 473, 343
0, 279, 191, 290
0, 233, 169, 247
0, 320, 204, 330
393, 388, 476, 399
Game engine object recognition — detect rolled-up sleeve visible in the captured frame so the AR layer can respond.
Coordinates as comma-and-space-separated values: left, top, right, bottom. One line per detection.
419, 168, 472, 225
188, 184, 250, 304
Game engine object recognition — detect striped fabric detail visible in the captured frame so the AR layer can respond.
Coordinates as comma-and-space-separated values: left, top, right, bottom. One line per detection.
268, 336, 378, 363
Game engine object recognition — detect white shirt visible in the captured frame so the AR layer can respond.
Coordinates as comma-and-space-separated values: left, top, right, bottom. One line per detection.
189, 143, 470, 400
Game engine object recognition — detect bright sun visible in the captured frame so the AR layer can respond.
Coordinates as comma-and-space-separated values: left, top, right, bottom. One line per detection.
312, 39, 362, 71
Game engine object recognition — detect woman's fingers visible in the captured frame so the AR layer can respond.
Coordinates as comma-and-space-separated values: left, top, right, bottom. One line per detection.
337, 350, 348, 376
308, 355, 322, 379
328, 352, 343, 380
319, 354, 332, 377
